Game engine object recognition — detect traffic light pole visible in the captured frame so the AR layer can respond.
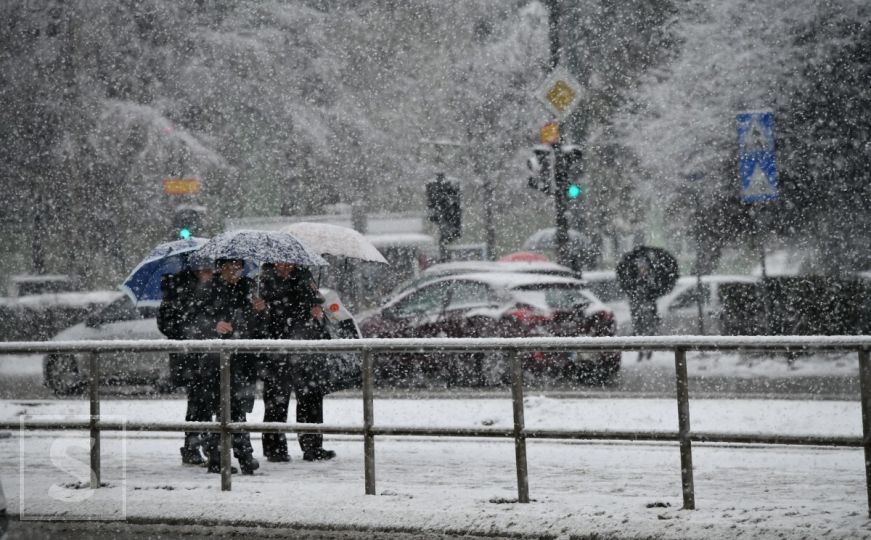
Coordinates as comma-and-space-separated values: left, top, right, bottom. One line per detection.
546, 0, 571, 268
552, 141, 571, 267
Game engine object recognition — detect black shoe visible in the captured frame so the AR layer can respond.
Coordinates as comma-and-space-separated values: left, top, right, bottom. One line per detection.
303, 448, 336, 462
266, 453, 291, 463
238, 454, 260, 475
181, 446, 206, 466
207, 463, 238, 474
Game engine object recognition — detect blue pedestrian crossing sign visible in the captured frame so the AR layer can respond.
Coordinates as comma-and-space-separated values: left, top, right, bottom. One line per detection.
736, 111, 778, 203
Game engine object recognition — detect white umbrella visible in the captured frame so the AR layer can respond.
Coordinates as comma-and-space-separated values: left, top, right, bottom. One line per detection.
282, 222, 389, 264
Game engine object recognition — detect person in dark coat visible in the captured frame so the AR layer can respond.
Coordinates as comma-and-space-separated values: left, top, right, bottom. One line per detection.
258, 262, 336, 462
201, 257, 265, 475
625, 255, 661, 361
156, 259, 214, 466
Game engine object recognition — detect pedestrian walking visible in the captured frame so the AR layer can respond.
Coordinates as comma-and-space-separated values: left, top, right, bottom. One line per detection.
616, 246, 678, 362
156, 258, 215, 466
258, 262, 336, 462
201, 257, 264, 475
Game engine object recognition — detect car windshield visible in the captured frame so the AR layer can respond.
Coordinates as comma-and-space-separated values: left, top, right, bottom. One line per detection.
510, 284, 595, 311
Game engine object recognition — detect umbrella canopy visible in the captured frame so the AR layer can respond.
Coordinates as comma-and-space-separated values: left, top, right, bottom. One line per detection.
120, 237, 209, 307
282, 222, 388, 264
198, 230, 328, 266
499, 251, 550, 263
616, 245, 679, 300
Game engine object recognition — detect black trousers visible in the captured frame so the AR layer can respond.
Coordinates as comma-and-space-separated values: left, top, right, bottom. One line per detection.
202, 354, 258, 460
261, 355, 325, 457
183, 355, 214, 448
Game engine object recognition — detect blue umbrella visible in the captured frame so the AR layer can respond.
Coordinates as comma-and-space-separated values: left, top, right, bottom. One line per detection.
198, 230, 328, 266
120, 237, 210, 307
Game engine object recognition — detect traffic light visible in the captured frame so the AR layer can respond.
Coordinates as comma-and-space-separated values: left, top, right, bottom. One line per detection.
171, 204, 206, 240
526, 144, 553, 193
426, 174, 462, 243
567, 183, 582, 199
562, 144, 584, 200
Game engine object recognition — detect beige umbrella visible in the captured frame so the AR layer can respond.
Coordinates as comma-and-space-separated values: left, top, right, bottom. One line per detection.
281, 222, 388, 264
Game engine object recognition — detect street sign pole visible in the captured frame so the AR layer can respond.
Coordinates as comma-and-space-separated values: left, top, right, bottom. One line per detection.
737, 111, 778, 335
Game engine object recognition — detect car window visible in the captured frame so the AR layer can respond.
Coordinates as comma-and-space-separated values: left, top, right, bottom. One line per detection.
510, 284, 594, 311
87, 296, 142, 326
669, 284, 711, 310
445, 281, 498, 308
389, 282, 450, 318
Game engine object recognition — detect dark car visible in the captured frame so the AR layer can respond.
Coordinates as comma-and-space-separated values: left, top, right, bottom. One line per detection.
359, 272, 620, 386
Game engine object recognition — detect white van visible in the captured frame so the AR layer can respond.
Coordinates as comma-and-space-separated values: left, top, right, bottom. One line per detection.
656, 275, 759, 335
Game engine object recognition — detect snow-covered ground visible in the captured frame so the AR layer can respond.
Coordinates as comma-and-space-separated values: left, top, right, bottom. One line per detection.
0, 349, 866, 537
1, 390, 869, 538
0, 355, 43, 376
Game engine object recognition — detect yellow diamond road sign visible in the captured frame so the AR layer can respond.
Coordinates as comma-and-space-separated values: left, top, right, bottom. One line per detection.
536, 67, 583, 119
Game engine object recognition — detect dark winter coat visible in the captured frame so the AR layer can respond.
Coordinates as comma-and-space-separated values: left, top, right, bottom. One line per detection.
157, 270, 214, 386
258, 265, 361, 395
200, 274, 263, 412
258, 265, 325, 340
204, 274, 263, 340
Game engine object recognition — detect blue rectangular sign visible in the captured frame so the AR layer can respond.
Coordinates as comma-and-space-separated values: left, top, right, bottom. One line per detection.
736, 111, 778, 203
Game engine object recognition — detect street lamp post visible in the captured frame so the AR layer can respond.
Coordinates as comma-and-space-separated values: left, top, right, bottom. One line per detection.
687, 172, 706, 336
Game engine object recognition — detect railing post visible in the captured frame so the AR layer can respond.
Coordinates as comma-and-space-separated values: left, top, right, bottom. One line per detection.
220, 351, 232, 492
509, 349, 530, 503
674, 348, 695, 510
88, 353, 100, 489
858, 348, 871, 517
362, 350, 376, 495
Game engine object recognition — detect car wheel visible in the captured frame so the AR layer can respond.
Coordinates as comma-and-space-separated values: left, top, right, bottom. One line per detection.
44, 355, 85, 396
572, 352, 621, 387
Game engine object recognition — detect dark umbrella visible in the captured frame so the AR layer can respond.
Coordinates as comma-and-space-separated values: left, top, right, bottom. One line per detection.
616, 246, 679, 300
198, 230, 328, 267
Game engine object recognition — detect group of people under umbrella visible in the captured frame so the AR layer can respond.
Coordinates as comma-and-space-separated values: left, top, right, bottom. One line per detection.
122, 226, 387, 474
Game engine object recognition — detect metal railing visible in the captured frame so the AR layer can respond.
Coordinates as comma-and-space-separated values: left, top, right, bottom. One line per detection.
1, 336, 870, 515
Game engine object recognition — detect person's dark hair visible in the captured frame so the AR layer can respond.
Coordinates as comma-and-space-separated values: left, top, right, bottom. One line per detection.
216, 258, 245, 267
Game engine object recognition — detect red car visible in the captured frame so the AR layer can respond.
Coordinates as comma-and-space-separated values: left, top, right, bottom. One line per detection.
359, 272, 620, 387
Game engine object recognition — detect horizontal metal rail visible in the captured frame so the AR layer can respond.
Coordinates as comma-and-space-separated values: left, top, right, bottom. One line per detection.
4, 336, 871, 516
3, 335, 871, 355
4, 421, 861, 447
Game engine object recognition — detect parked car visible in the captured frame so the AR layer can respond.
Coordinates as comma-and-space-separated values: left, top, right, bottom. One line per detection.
656, 275, 759, 335
43, 289, 360, 395
43, 293, 165, 395
382, 260, 582, 306
359, 272, 621, 386
580, 270, 632, 335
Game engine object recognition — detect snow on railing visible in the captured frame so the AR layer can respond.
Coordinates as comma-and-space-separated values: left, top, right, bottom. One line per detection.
2, 336, 871, 514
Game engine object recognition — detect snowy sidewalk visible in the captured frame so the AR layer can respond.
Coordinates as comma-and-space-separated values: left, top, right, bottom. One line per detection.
2, 396, 871, 538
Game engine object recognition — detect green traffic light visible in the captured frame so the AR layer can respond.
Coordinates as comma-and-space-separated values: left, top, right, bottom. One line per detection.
179, 228, 192, 239
567, 184, 582, 199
